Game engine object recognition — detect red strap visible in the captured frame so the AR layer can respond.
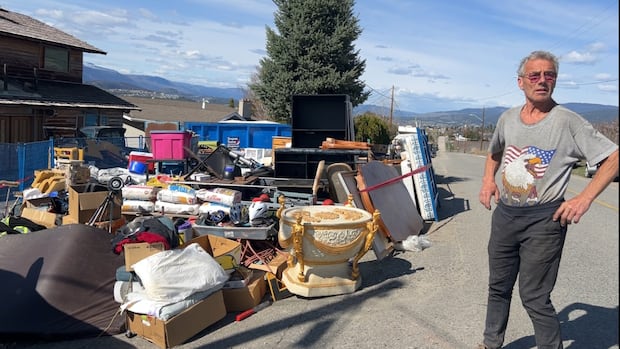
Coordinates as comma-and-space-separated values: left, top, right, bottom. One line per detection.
359, 164, 430, 193
113, 231, 171, 254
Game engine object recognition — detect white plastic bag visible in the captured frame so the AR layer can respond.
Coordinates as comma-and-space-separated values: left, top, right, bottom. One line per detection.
132, 243, 229, 302
394, 234, 432, 252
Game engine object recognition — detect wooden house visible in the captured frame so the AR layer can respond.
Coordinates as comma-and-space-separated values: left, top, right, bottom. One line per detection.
0, 7, 139, 143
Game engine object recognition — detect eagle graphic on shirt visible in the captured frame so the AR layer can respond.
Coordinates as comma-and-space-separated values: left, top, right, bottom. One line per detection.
501, 145, 556, 205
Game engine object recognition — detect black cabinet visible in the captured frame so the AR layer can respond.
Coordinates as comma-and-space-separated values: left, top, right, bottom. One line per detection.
274, 148, 368, 179
290, 94, 354, 148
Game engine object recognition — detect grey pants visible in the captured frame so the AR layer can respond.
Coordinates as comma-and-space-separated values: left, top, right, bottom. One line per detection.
483, 200, 567, 349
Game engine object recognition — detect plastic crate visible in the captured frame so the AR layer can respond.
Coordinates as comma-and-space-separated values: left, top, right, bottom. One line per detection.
150, 131, 192, 160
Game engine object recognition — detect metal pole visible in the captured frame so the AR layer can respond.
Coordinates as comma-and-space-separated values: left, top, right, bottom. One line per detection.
479, 108, 485, 151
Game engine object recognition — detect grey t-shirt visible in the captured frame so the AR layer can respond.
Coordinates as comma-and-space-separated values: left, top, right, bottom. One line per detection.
488, 104, 618, 207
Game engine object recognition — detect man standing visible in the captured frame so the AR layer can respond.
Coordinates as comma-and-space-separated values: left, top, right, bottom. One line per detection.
477, 50, 619, 349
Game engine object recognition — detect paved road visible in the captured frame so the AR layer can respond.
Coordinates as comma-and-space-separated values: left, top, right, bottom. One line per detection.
4, 151, 618, 349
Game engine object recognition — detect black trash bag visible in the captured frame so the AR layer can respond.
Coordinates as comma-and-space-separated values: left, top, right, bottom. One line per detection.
112, 215, 180, 252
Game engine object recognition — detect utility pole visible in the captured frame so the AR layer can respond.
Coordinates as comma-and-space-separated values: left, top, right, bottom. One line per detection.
389, 85, 394, 127
479, 107, 485, 151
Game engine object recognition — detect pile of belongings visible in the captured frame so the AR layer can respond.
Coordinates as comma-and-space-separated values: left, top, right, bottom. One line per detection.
118, 242, 229, 320
112, 215, 229, 321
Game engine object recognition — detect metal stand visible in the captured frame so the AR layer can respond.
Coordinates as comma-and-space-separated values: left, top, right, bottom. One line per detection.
87, 190, 116, 230
87, 176, 124, 233
1, 180, 20, 218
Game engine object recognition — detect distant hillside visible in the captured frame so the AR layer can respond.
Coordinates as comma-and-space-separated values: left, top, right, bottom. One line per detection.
84, 63, 618, 125
361, 104, 618, 127
83, 63, 244, 103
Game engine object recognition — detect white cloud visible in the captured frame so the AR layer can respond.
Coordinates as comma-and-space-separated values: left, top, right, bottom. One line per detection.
562, 51, 598, 64
138, 8, 158, 20
594, 73, 612, 80
34, 9, 63, 19
598, 84, 618, 92
588, 42, 606, 52
558, 81, 580, 89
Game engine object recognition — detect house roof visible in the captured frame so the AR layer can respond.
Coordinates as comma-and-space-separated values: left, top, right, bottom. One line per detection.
0, 78, 139, 110
0, 7, 105, 54
122, 96, 242, 123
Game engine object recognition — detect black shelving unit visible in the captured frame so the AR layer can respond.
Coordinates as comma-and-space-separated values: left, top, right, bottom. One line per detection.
290, 94, 354, 148
274, 148, 369, 179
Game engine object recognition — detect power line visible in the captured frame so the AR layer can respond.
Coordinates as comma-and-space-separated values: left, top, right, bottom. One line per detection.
549, 1, 618, 53
476, 1, 618, 105
562, 79, 618, 86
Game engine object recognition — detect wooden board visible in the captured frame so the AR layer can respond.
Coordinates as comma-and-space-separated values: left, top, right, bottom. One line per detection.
337, 170, 393, 260
357, 161, 424, 242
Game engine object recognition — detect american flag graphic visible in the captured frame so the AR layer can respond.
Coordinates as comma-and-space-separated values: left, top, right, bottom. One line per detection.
504, 145, 555, 179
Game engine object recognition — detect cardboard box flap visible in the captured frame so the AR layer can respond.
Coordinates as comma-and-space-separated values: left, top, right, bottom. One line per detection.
182, 235, 241, 270
68, 184, 121, 223
124, 242, 166, 271
20, 207, 58, 229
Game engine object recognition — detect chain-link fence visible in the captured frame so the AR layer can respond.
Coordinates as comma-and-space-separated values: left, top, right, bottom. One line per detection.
0, 140, 54, 207
0, 137, 149, 208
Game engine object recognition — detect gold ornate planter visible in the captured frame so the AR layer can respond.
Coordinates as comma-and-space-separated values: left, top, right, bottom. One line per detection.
277, 201, 379, 297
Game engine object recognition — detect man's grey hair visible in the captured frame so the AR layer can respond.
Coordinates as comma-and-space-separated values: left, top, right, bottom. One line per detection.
517, 50, 559, 76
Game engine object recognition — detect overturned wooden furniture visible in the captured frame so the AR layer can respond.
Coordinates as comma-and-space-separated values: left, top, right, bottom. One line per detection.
356, 160, 424, 242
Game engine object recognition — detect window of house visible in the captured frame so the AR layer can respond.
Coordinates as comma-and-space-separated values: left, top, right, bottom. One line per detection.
84, 112, 110, 127
43, 46, 69, 72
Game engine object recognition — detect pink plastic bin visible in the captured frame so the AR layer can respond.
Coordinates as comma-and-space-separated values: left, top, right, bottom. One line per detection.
150, 131, 192, 160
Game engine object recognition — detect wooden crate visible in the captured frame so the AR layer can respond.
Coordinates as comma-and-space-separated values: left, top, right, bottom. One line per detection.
271, 136, 291, 166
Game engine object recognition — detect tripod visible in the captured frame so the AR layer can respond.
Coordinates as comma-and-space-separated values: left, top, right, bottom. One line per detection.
88, 176, 124, 233
87, 190, 120, 233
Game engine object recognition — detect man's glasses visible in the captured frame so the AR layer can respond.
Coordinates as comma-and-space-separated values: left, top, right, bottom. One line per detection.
523, 71, 557, 83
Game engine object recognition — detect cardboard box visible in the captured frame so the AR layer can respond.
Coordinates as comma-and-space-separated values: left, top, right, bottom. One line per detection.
67, 184, 121, 223
126, 289, 226, 349
20, 207, 58, 229
62, 215, 78, 225
20, 197, 59, 229
124, 242, 166, 271
222, 270, 267, 312
182, 235, 242, 272
248, 252, 288, 280
22, 196, 55, 209
123, 234, 242, 273
222, 267, 253, 289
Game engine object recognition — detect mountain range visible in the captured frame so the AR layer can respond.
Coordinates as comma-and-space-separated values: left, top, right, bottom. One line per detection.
83, 63, 619, 126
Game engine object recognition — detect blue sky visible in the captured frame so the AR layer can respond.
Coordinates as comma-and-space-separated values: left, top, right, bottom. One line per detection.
3, 0, 618, 113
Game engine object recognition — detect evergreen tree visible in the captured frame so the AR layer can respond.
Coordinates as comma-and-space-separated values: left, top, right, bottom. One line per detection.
249, 0, 369, 123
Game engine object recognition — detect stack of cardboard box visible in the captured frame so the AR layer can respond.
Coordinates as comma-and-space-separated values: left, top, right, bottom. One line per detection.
122, 234, 270, 348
